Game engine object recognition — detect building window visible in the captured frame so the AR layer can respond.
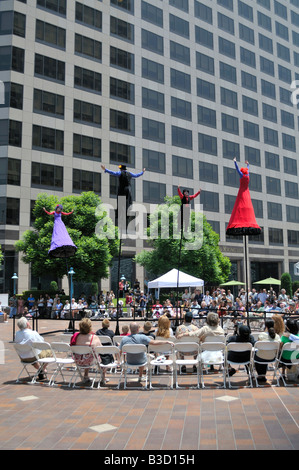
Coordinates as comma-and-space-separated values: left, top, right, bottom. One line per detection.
37, 0, 66, 16
143, 181, 166, 204
75, 2, 102, 30
243, 120, 259, 141
260, 56, 274, 77
224, 167, 239, 188
142, 149, 165, 174
198, 161, 218, 184
198, 133, 217, 155
170, 41, 190, 65
242, 95, 258, 116
31, 162, 63, 190
258, 33, 273, 53
219, 37, 236, 59
197, 79, 215, 101
142, 58, 164, 83
262, 103, 277, 123
222, 113, 239, 135
110, 109, 135, 134
0, 120, 21, 147
220, 62, 237, 83
266, 176, 281, 196
171, 69, 191, 93
201, 191, 219, 213
74, 66, 101, 93
288, 230, 299, 246
169, 0, 189, 13
6, 198, 20, 225
142, 88, 164, 113
141, 1, 163, 27
171, 97, 191, 121
221, 87, 238, 109
240, 47, 256, 68
251, 200, 263, 218
172, 126, 192, 149
285, 181, 299, 199
286, 205, 299, 223
238, 1, 253, 21
73, 169, 101, 194
35, 53, 65, 82
75, 34, 102, 61
195, 1, 213, 24
284, 156, 297, 175
241, 71, 257, 91
35, 19, 66, 49
249, 173, 262, 192
282, 133, 296, 152
110, 142, 135, 167
169, 13, 189, 38
141, 29, 164, 55
239, 23, 254, 44
32, 125, 63, 153
265, 151, 280, 171
245, 146, 260, 166
198, 105, 216, 128
196, 52, 214, 75
73, 100, 101, 126
172, 155, 193, 178
110, 46, 134, 72
111, 0, 134, 14
142, 118, 165, 143
222, 140, 240, 160
8, 158, 21, 186
110, 77, 134, 103
218, 12, 234, 34
33, 89, 64, 117
261, 79, 276, 99
281, 110, 295, 129
269, 228, 283, 245
195, 26, 214, 50
73, 134, 101, 159
267, 202, 282, 221
110, 16, 134, 42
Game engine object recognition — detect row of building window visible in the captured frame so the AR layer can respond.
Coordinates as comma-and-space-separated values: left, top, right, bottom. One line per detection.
0, 117, 297, 156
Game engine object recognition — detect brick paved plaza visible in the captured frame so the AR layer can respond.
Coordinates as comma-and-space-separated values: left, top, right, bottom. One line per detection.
0, 319, 298, 451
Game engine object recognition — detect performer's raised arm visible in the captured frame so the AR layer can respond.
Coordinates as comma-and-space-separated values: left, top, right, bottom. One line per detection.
128, 168, 146, 178
43, 207, 55, 215
61, 210, 74, 216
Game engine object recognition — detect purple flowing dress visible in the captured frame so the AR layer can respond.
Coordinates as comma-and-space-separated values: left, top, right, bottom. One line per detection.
48, 211, 77, 258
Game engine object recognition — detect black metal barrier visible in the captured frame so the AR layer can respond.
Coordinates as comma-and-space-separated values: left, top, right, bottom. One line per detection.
10, 306, 299, 341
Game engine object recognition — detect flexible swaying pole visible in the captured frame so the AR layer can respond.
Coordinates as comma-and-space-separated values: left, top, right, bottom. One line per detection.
244, 235, 250, 327
175, 206, 184, 328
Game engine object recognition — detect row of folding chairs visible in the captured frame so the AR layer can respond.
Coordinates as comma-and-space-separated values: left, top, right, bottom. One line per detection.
13, 337, 299, 389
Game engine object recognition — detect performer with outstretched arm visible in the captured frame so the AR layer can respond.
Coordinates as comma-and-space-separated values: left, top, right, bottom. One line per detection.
43, 204, 77, 258
101, 164, 145, 210
177, 186, 201, 232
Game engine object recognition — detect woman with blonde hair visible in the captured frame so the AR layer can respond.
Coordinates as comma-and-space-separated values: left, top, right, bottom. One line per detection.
272, 314, 285, 337
156, 315, 173, 338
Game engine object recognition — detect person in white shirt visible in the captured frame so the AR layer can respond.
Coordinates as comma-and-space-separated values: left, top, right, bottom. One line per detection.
15, 317, 52, 379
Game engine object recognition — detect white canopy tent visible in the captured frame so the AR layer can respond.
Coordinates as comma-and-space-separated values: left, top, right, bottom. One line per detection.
148, 269, 204, 293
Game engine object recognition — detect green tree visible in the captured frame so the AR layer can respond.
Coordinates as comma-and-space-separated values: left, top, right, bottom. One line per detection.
15, 192, 119, 282
281, 272, 292, 297
135, 196, 231, 286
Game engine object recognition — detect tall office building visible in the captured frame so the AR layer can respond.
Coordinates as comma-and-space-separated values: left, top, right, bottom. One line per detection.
0, 0, 299, 295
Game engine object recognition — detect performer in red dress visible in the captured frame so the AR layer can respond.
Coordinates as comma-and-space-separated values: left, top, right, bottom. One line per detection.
226, 158, 261, 236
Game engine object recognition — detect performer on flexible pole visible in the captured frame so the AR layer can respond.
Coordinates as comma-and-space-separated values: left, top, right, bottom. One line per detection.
43, 205, 77, 258
177, 186, 201, 232
226, 158, 261, 236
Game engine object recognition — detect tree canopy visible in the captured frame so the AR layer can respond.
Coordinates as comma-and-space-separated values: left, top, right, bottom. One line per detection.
135, 196, 231, 286
15, 192, 119, 282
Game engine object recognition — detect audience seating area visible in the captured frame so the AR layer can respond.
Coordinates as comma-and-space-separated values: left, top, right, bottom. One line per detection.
13, 334, 299, 390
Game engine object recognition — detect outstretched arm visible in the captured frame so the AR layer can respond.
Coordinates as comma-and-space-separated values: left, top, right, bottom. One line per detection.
43, 208, 54, 215
189, 190, 201, 201
101, 164, 121, 176
177, 186, 184, 200
233, 158, 243, 178
129, 169, 146, 178
61, 211, 74, 216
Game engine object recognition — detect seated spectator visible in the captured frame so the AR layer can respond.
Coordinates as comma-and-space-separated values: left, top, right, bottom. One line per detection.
254, 320, 280, 381
70, 318, 102, 384
175, 311, 198, 338
15, 317, 52, 380
226, 324, 256, 377
155, 315, 174, 338
0, 302, 8, 323
272, 314, 285, 337
177, 312, 224, 343
142, 321, 156, 339
121, 325, 130, 336
279, 319, 299, 374
61, 300, 70, 319
119, 322, 173, 381
52, 297, 63, 319
96, 319, 115, 382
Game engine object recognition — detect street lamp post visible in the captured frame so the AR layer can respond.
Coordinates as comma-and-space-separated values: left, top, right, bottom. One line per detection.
68, 267, 75, 333
11, 273, 18, 295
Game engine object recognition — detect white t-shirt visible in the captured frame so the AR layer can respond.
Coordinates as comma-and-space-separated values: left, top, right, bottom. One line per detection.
15, 329, 45, 358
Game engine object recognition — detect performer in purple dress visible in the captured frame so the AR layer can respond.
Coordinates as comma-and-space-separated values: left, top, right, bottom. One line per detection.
43, 204, 77, 258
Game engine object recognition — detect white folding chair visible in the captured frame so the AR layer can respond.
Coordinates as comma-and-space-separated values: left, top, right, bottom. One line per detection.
97, 335, 113, 345
30, 341, 57, 385
70, 345, 100, 388
253, 341, 280, 387
13, 343, 40, 383
147, 343, 175, 389
93, 345, 122, 389
204, 335, 226, 343
174, 342, 200, 389
50, 342, 77, 387
121, 344, 149, 389
226, 342, 254, 388
113, 335, 124, 346
274, 342, 299, 387
200, 342, 226, 389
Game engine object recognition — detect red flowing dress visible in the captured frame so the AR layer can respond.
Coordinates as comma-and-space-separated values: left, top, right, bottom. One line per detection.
226, 162, 261, 236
